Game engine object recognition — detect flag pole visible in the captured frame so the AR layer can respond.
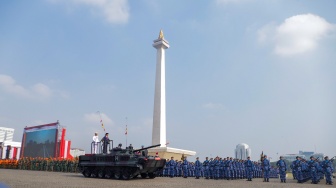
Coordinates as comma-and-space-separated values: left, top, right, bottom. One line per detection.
125, 117, 128, 147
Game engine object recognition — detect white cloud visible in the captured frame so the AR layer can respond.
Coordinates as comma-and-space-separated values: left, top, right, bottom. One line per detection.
258, 14, 336, 56
50, 0, 129, 24
84, 112, 113, 126
32, 83, 53, 98
0, 74, 62, 100
203, 102, 224, 109
0, 74, 30, 98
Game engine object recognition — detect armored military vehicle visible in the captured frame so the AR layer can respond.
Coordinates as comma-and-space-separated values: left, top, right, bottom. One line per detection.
78, 142, 165, 180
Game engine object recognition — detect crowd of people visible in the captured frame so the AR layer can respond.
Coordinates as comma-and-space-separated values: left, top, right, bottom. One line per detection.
159, 155, 278, 181
290, 156, 334, 185
159, 155, 334, 185
2, 157, 81, 173
0, 142, 334, 186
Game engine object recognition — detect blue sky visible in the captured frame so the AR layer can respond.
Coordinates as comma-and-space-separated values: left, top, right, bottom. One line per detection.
0, 0, 335, 161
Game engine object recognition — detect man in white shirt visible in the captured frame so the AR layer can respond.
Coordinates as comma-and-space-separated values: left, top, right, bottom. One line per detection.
92, 132, 99, 154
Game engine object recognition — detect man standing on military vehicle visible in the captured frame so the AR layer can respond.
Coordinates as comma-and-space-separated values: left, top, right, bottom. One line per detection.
92, 132, 99, 154
101, 133, 110, 154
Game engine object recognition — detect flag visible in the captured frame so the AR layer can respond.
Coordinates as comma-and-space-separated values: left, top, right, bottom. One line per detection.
125, 125, 127, 135
97, 111, 105, 132
100, 119, 105, 131
101, 123, 105, 132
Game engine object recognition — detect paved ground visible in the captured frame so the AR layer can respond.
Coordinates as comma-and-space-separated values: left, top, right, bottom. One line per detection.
0, 169, 333, 188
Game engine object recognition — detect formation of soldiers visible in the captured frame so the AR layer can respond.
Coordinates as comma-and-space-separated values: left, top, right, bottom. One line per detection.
16, 157, 80, 173
159, 155, 334, 186
0, 159, 18, 169
290, 156, 334, 185
159, 156, 278, 180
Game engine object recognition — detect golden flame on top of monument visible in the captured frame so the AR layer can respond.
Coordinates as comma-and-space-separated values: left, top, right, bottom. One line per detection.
158, 29, 164, 39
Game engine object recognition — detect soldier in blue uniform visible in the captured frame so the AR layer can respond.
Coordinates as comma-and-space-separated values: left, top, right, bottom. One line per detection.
182, 157, 189, 178
163, 159, 170, 177
262, 155, 270, 182
176, 160, 182, 177
244, 156, 254, 181
209, 158, 214, 179
232, 159, 237, 179
168, 157, 176, 178
290, 160, 296, 179
238, 160, 244, 179
301, 159, 309, 182
203, 157, 210, 179
213, 157, 220, 180
276, 156, 287, 183
241, 160, 246, 179
225, 157, 231, 180
189, 162, 194, 177
195, 157, 202, 179
229, 157, 235, 180
253, 161, 258, 178
294, 156, 303, 183
321, 156, 334, 185
219, 158, 224, 179
222, 158, 227, 179
308, 156, 318, 184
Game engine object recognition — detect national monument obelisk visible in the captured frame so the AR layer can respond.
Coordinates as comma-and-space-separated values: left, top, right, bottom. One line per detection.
148, 30, 196, 159
152, 30, 168, 147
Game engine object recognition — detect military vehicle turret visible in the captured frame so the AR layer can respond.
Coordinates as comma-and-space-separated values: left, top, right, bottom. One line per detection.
78, 142, 165, 180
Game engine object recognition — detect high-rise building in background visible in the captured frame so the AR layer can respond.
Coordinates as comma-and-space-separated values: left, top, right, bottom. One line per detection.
0, 127, 21, 159
282, 151, 324, 162
0, 127, 14, 142
235, 143, 251, 160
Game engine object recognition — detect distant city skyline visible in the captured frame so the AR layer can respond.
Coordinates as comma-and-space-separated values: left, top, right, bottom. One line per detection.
0, 0, 335, 161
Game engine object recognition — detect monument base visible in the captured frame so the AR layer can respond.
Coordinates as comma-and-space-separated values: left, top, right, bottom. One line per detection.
148, 147, 196, 160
